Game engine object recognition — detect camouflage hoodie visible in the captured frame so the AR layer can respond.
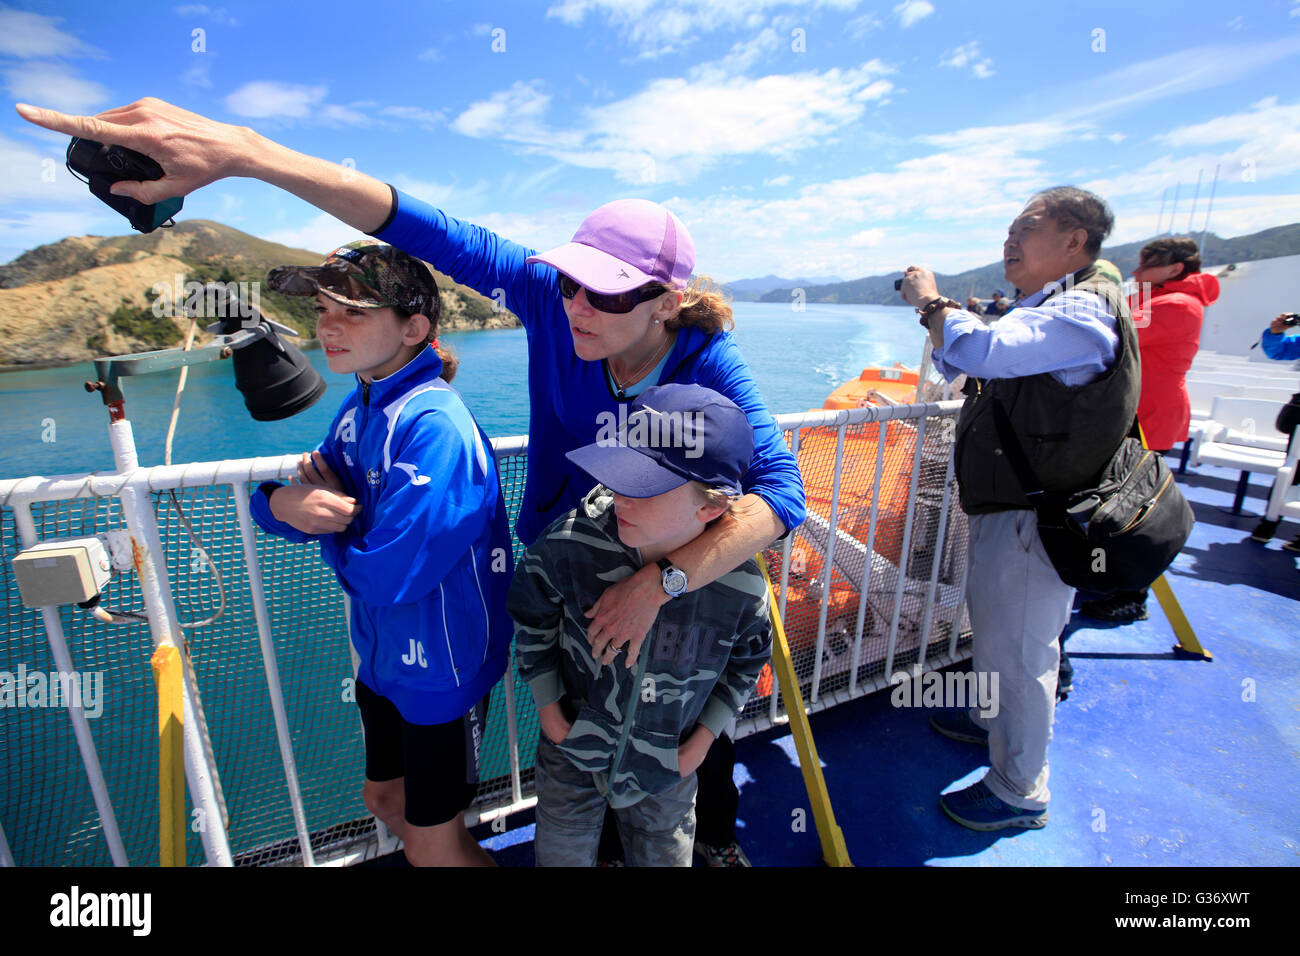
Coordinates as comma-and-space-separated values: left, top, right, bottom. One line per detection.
509, 485, 771, 808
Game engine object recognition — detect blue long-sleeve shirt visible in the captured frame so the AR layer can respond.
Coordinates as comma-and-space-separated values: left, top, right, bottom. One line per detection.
375, 189, 806, 546
932, 279, 1120, 386
1261, 330, 1300, 362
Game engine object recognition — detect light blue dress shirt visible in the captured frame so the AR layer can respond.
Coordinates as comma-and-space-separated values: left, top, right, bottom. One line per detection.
931, 276, 1120, 387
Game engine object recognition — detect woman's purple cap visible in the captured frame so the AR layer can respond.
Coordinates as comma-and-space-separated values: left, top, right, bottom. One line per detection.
526, 199, 695, 294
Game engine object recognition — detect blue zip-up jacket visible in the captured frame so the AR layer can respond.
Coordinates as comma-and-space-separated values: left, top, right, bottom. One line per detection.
375, 189, 806, 547
251, 345, 513, 725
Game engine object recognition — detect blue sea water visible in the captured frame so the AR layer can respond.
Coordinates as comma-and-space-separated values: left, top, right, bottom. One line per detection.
0, 302, 925, 481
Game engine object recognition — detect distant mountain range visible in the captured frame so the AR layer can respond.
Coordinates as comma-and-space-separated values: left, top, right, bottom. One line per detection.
751, 223, 1300, 306
0, 220, 518, 369
723, 274, 844, 300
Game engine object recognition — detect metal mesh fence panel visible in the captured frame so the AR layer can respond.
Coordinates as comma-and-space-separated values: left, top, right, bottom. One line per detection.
2, 404, 968, 865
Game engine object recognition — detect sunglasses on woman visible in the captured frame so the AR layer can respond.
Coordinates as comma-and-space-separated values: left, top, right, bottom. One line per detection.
557, 273, 668, 314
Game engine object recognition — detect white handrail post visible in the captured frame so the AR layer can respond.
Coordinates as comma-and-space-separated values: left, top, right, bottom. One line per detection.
849, 416, 889, 695
503, 653, 523, 807
231, 481, 316, 866
108, 418, 233, 866
915, 414, 959, 671
883, 414, 929, 681
810, 422, 848, 703
0, 818, 13, 867
772, 425, 803, 724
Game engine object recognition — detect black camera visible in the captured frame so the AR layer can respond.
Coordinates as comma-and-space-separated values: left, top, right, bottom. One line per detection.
1284, 313, 1300, 328
65, 138, 183, 233
894, 278, 903, 291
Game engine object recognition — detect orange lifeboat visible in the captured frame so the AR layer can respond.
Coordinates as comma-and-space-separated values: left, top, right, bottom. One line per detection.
822, 363, 919, 409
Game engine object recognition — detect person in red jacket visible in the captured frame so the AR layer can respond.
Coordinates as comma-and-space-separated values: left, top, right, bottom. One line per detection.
1080, 236, 1217, 622
1131, 237, 1219, 453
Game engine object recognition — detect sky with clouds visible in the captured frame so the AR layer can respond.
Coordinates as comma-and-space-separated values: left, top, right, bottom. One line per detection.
2, 0, 1299, 280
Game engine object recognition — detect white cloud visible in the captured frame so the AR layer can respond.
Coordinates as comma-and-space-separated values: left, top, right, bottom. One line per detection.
663, 124, 1082, 278
222, 82, 437, 130
1156, 96, 1300, 150
1226, 16, 1244, 30
451, 62, 894, 183
940, 41, 994, 78
1084, 98, 1300, 201
378, 105, 444, 130
173, 5, 239, 27
847, 12, 883, 38
1062, 36, 1300, 121
318, 103, 370, 126
545, 0, 868, 54
893, 0, 934, 29
765, 174, 793, 187
213, 193, 243, 221
261, 212, 360, 256
224, 82, 328, 119
920, 119, 1080, 152
450, 80, 556, 141
0, 7, 102, 58
180, 56, 213, 88
849, 228, 885, 246
418, 47, 442, 62
2, 63, 109, 114
0, 132, 97, 204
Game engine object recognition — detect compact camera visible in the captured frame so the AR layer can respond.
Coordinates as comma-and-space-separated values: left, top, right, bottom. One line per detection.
65, 137, 183, 233
1283, 313, 1300, 328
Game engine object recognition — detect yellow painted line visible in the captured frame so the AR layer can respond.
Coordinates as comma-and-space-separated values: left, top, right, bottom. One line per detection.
151, 644, 186, 866
758, 555, 852, 868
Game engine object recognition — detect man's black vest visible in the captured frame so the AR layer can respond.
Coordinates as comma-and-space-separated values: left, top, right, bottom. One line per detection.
953, 262, 1141, 515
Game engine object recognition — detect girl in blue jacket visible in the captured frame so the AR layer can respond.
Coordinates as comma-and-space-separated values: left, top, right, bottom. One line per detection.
250, 242, 512, 867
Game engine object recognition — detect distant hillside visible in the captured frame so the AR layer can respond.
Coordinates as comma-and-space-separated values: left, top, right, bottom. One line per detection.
0, 220, 519, 369
757, 223, 1300, 306
725, 274, 844, 300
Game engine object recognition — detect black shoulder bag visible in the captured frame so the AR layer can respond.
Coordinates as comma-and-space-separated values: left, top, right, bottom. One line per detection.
990, 399, 1195, 594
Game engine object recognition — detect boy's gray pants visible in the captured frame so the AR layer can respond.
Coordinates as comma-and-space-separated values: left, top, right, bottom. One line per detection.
533, 734, 697, 867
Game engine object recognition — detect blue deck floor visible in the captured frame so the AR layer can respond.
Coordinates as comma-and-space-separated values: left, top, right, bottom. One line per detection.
476, 455, 1299, 867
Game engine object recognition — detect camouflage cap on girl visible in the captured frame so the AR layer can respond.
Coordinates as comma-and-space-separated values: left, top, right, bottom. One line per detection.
267, 241, 439, 317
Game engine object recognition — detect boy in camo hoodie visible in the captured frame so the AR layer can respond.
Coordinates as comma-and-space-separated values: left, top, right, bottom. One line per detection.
509, 383, 772, 867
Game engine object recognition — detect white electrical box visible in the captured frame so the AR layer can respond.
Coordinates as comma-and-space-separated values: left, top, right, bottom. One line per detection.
11, 537, 113, 608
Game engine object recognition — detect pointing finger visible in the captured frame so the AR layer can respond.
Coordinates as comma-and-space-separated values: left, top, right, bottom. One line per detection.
16, 104, 140, 149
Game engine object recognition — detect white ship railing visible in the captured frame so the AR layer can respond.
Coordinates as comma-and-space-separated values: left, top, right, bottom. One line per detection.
0, 400, 968, 866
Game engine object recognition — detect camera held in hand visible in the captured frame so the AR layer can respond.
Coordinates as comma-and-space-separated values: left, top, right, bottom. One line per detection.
1283, 313, 1300, 328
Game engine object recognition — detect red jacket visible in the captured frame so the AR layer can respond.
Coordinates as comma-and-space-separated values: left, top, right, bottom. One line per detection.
1130, 271, 1220, 450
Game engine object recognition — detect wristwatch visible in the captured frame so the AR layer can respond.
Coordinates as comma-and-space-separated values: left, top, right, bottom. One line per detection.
657, 557, 688, 598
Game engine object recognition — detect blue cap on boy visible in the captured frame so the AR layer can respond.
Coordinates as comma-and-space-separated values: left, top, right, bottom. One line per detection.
565, 383, 754, 498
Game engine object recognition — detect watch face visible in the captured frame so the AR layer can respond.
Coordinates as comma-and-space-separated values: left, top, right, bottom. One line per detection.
663, 568, 688, 595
